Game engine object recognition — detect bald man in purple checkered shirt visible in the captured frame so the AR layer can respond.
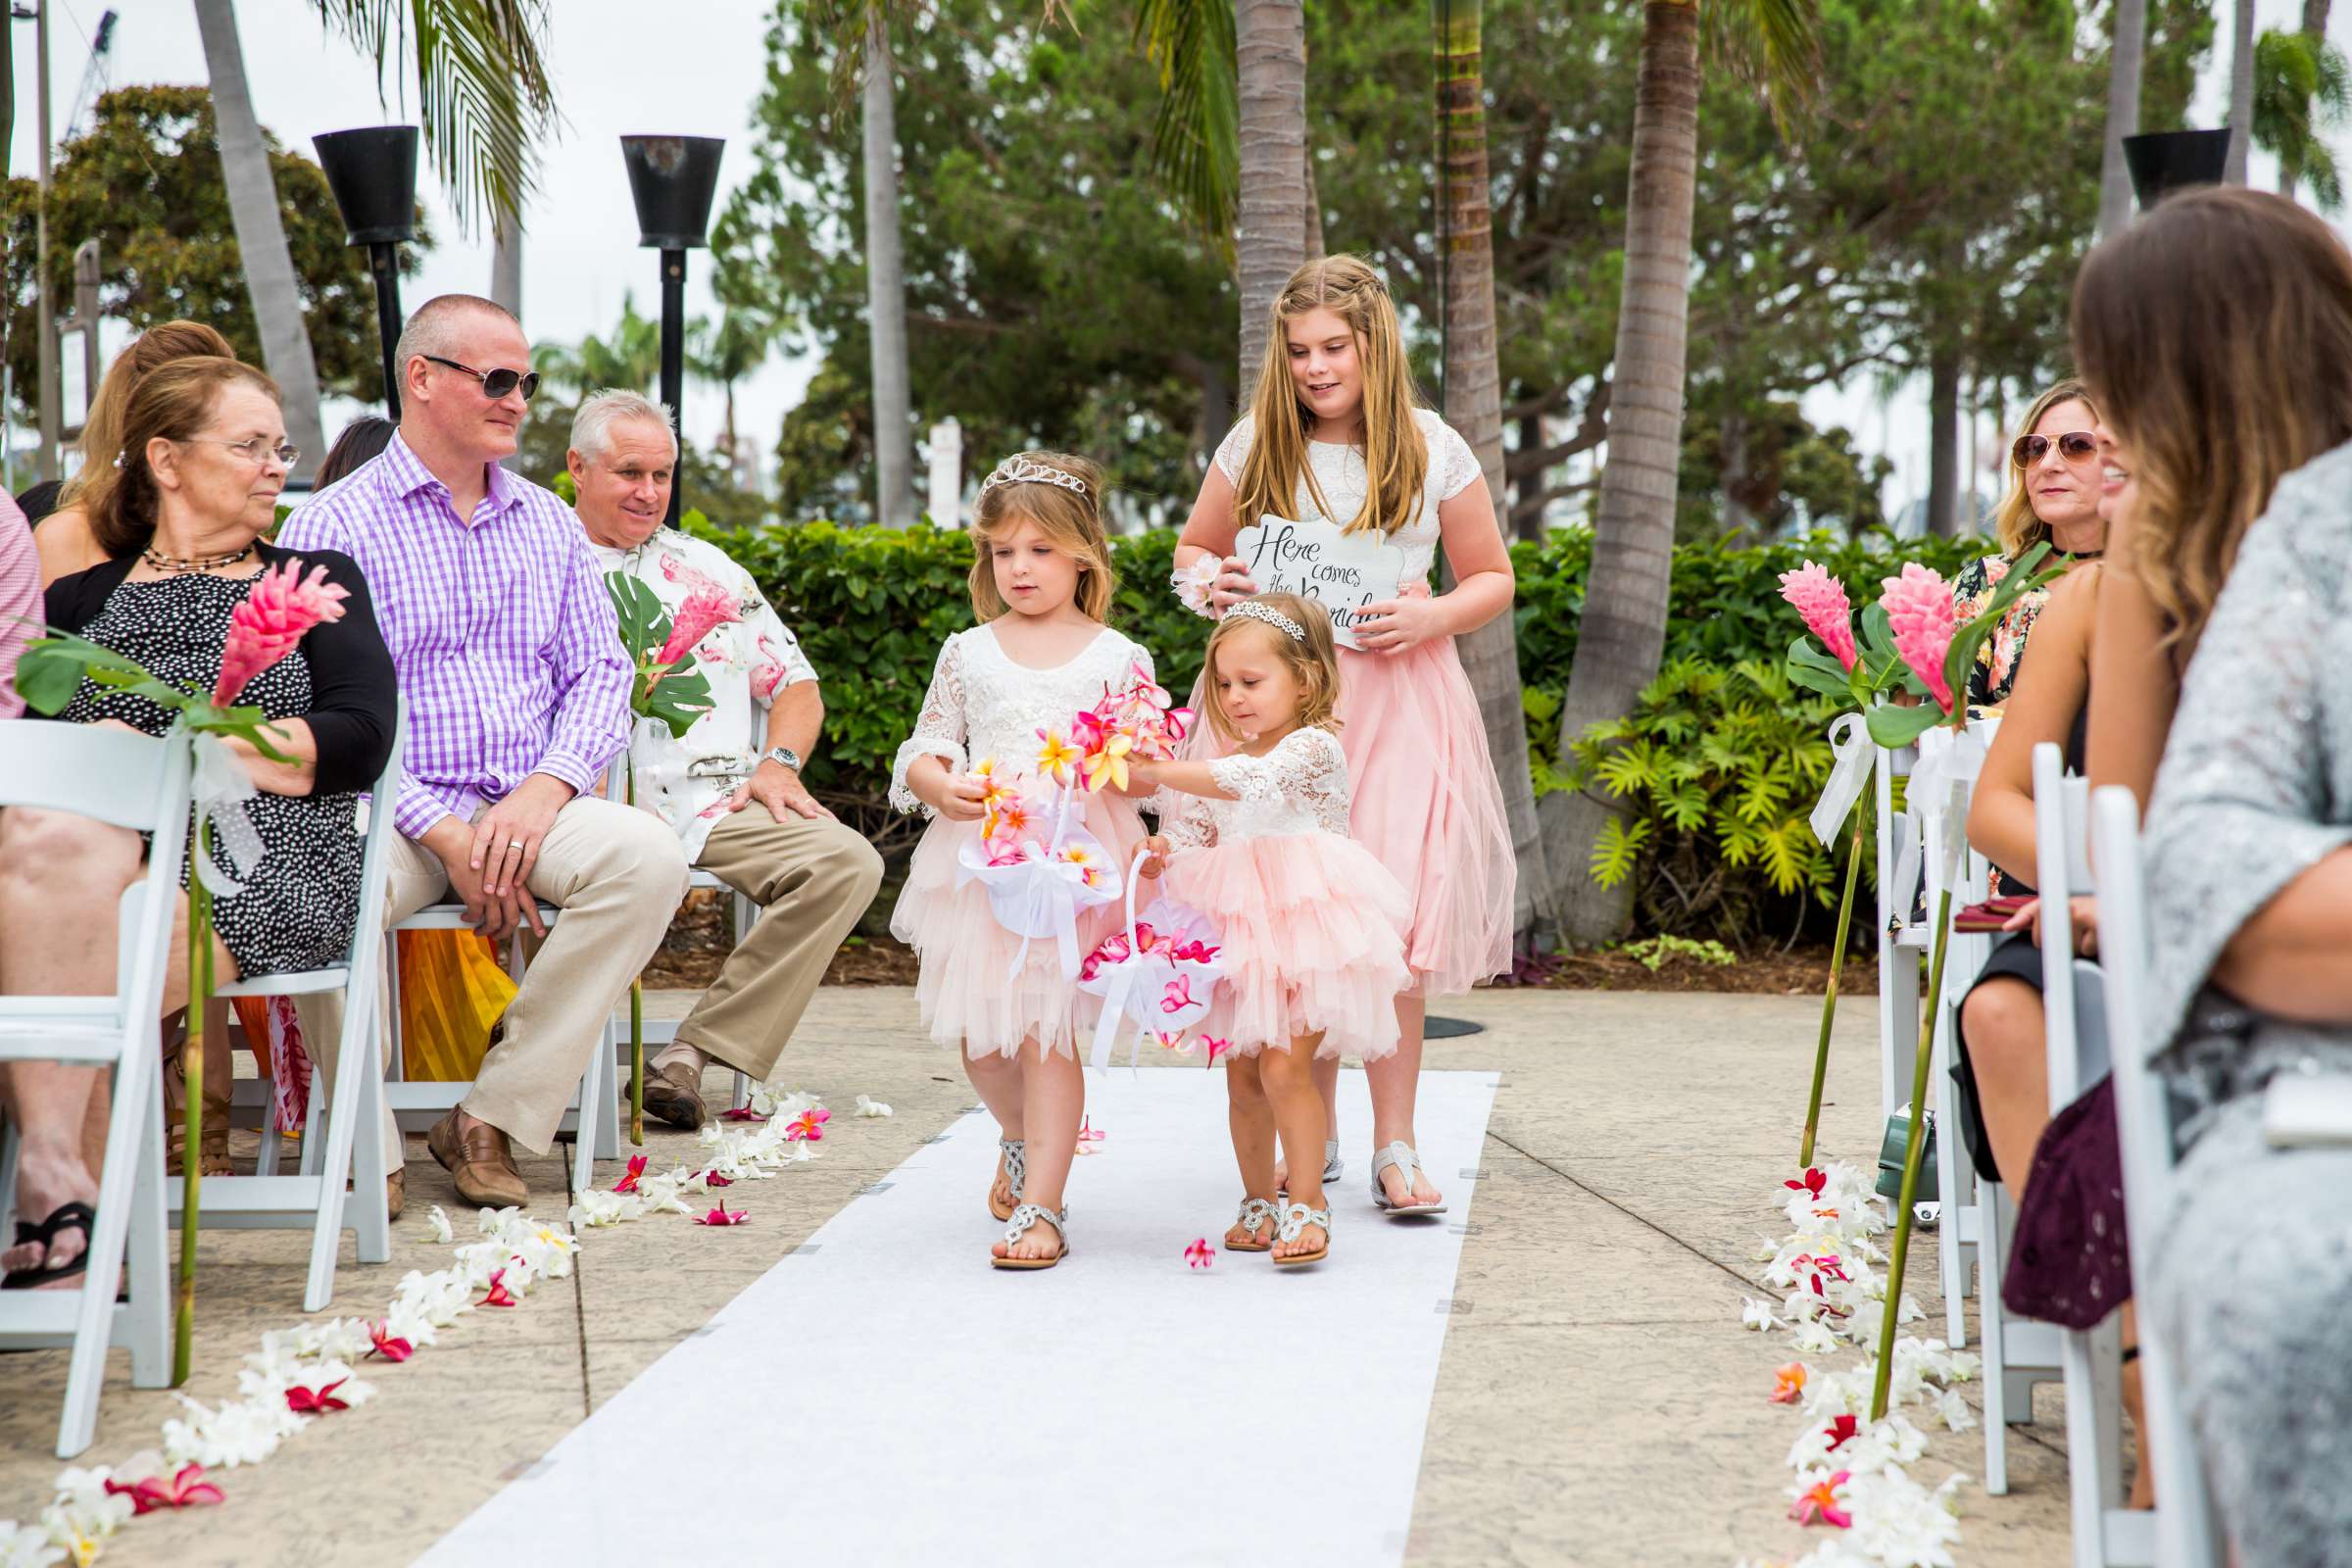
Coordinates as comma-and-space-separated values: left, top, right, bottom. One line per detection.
280, 295, 688, 1209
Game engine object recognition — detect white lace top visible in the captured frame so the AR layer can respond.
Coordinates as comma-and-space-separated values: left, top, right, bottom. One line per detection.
889, 622, 1157, 816
1159, 726, 1352, 850
1212, 408, 1486, 586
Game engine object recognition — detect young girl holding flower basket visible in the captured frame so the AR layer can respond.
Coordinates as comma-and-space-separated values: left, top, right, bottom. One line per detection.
890, 453, 1160, 1269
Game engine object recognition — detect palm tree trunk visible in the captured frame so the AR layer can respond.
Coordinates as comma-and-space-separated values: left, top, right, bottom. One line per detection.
192, 0, 326, 482
1236, 0, 1308, 405
2098, 0, 2146, 237
862, 8, 914, 526
1435, 0, 1547, 942
1927, 342, 1961, 537
491, 200, 522, 469
1303, 142, 1326, 260
1514, 410, 1545, 542
1541, 0, 1698, 944
2228, 0, 2257, 185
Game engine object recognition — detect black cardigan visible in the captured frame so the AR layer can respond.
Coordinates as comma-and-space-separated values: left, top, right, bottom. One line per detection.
43, 544, 400, 798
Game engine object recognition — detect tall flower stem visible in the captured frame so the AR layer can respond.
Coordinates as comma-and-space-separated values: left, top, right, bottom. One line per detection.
1870, 878, 1955, 1422
172, 824, 216, 1388
1799, 812, 1867, 1169
625, 757, 645, 1149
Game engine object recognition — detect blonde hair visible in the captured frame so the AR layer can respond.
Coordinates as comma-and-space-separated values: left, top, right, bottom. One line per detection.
60, 320, 236, 504
1234, 255, 1429, 538
82, 357, 284, 557
1201, 592, 1343, 743
2074, 186, 2352, 660
1992, 379, 2097, 560
967, 451, 1116, 622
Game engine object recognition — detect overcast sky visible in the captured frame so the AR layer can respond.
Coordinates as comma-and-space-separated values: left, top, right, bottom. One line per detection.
6, 0, 2341, 515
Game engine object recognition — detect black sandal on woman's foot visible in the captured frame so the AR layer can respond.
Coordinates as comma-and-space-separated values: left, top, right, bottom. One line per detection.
2, 1201, 96, 1290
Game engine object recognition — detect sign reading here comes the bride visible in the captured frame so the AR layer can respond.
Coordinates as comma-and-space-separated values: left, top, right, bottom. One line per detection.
1232, 516, 1407, 651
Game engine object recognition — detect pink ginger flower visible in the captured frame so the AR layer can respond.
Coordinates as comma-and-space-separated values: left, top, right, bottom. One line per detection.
1879, 563, 1959, 714
655, 588, 741, 667
212, 558, 350, 705
1777, 561, 1858, 673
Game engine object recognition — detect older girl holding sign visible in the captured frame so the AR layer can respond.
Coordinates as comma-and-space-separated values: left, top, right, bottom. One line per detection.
1170, 255, 1516, 1216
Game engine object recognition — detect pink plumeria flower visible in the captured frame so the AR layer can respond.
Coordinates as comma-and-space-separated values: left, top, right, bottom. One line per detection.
1770, 1361, 1807, 1403
109, 1464, 224, 1514
694, 1205, 750, 1227
1075, 1116, 1105, 1156
1184, 1238, 1214, 1270
479, 1269, 518, 1308
1172, 939, 1219, 963
1880, 562, 1959, 714
1777, 561, 1859, 673
1788, 1469, 1853, 1529
613, 1154, 649, 1195
1202, 1036, 1233, 1065
285, 1378, 354, 1414
784, 1108, 829, 1142
213, 558, 350, 705
1152, 1029, 1192, 1054
367, 1320, 415, 1363
1160, 976, 1196, 1014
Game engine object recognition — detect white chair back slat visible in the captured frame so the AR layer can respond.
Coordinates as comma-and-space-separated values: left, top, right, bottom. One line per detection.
0, 723, 191, 1454
2090, 785, 2228, 1567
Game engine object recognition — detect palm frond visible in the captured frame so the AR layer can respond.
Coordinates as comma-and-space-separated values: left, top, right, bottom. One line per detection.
1703, 0, 1823, 142
311, 0, 560, 236
1132, 0, 1237, 253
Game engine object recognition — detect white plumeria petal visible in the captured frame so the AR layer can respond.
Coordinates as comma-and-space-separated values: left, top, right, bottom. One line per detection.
1740, 1298, 1778, 1333
855, 1094, 892, 1118
0, 1520, 63, 1568
425, 1204, 454, 1245
1788, 1317, 1843, 1355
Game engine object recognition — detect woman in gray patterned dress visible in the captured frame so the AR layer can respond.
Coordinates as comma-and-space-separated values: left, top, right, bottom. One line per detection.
2075, 187, 2352, 1561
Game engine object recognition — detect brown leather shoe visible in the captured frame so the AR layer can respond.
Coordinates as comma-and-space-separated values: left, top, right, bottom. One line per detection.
425, 1111, 528, 1209
633, 1061, 708, 1132
386, 1168, 406, 1223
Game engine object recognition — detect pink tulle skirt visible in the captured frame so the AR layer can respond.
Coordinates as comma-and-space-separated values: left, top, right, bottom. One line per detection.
889, 795, 1150, 1059
1181, 632, 1515, 998
1164, 832, 1412, 1059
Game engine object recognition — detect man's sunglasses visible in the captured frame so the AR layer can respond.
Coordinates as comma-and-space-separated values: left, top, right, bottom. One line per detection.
423, 355, 541, 402
2011, 431, 2098, 467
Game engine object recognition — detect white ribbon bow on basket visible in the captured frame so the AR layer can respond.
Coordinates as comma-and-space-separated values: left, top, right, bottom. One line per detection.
956, 783, 1122, 981
189, 729, 268, 900
1078, 846, 1227, 1071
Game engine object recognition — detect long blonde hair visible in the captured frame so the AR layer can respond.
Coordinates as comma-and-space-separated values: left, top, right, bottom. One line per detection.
1200, 593, 1343, 743
60, 320, 236, 505
1992, 379, 2097, 560
967, 452, 1117, 622
1233, 255, 1429, 537
2073, 186, 2352, 659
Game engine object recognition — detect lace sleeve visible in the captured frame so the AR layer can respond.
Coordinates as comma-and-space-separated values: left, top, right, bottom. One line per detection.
889, 635, 968, 816
1157, 788, 1216, 851
1430, 415, 1484, 501
1212, 414, 1255, 485
2142, 482, 2352, 1055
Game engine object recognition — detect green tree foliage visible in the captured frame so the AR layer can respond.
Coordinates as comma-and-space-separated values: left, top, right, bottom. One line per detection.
1, 85, 428, 421
2255, 25, 2351, 210
714, 0, 1238, 521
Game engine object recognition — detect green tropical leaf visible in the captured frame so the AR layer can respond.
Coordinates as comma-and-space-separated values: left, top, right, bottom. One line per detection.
1785, 633, 1854, 701
1588, 814, 1652, 889
1867, 701, 1946, 749
606, 571, 671, 663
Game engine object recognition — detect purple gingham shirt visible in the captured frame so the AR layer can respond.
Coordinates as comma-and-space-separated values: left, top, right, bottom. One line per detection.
277, 431, 630, 840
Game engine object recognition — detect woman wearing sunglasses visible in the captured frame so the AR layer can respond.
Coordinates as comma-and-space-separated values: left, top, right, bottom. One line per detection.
1946, 378, 2107, 709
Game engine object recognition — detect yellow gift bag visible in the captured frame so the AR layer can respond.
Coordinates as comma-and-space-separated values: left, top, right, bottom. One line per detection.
396, 929, 517, 1081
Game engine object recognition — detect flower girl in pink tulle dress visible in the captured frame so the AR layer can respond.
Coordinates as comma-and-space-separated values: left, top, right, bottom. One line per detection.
890, 453, 1157, 1270
1133, 594, 1412, 1267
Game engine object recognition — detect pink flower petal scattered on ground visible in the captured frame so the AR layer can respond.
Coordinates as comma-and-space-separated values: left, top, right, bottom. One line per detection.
704, 1173, 735, 1188
367, 1320, 414, 1362
720, 1106, 768, 1122
694, 1206, 750, 1227
109, 1464, 224, 1514
479, 1269, 517, 1308
284, 1379, 352, 1415
1822, 1414, 1858, 1452
1184, 1238, 1214, 1270
1785, 1168, 1827, 1198
613, 1154, 649, 1195
1788, 1469, 1853, 1529
783, 1108, 830, 1142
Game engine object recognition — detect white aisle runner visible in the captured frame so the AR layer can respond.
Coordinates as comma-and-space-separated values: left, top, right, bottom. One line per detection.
420, 1069, 1498, 1568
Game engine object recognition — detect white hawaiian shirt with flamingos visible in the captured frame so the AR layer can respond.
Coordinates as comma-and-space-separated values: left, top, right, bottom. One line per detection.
587, 525, 816, 859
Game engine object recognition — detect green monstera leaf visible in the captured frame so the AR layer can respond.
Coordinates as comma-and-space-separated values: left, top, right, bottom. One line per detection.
606, 570, 715, 742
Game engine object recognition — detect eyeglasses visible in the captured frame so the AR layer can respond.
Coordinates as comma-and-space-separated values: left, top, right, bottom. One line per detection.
422, 355, 541, 402
2012, 431, 2099, 468
184, 435, 299, 470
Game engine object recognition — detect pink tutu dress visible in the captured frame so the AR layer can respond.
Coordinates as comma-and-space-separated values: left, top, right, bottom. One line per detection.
888, 622, 1155, 1058
1157, 725, 1412, 1059
1189, 410, 1516, 997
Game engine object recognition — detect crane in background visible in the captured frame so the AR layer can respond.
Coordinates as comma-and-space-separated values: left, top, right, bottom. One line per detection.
64, 6, 115, 140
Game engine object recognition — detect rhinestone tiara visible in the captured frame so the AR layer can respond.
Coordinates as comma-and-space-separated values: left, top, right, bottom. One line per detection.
1223, 600, 1306, 642
978, 454, 1090, 501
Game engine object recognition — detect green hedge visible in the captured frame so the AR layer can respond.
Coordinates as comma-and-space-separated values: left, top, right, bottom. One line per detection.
688, 514, 1980, 938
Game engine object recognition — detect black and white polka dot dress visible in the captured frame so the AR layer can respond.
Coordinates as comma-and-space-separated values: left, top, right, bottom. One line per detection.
58, 572, 366, 980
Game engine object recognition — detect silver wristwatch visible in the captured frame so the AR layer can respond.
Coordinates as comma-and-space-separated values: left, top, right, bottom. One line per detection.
762, 746, 804, 773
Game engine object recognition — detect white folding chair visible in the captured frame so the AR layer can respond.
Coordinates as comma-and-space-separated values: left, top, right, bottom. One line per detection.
185, 710, 406, 1311
1874, 738, 1926, 1131
2090, 786, 2228, 1568
0, 724, 186, 1456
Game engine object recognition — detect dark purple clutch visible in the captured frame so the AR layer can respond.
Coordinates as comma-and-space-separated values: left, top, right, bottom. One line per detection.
2001, 1075, 2132, 1329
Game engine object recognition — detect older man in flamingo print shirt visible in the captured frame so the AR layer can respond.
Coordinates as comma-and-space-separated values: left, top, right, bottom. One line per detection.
278, 294, 688, 1209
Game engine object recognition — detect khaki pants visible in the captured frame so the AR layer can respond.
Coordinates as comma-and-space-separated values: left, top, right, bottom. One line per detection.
676, 808, 884, 1081
302, 795, 689, 1161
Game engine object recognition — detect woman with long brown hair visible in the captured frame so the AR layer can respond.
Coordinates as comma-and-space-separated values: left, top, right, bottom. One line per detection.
2079, 185, 2352, 1562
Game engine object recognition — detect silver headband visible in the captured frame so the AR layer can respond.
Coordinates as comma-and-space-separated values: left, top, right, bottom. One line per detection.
1223, 600, 1305, 641
978, 455, 1089, 501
